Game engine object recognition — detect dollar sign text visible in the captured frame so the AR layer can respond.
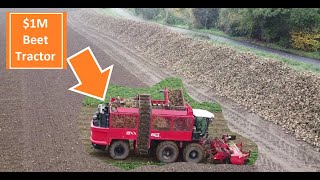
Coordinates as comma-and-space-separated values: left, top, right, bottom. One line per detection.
23, 18, 48, 30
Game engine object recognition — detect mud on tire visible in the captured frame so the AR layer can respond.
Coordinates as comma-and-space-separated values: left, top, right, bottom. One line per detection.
109, 140, 130, 160
183, 143, 204, 163
156, 141, 179, 163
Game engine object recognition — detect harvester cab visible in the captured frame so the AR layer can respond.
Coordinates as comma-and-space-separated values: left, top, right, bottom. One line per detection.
192, 109, 214, 139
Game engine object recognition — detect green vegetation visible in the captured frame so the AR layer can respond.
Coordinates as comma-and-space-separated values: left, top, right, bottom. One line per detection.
96, 8, 121, 18
128, 8, 320, 60
247, 151, 259, 165
83, 77, 222, 113
128, 8, 191, 28
196, 28, 228, 38
192, 8, 219, 29
212, 8, 320, 53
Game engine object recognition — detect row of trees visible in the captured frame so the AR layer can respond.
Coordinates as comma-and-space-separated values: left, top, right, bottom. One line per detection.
132, 8, 320, 52
132, 8, 191, 25
196, 8, 320, 51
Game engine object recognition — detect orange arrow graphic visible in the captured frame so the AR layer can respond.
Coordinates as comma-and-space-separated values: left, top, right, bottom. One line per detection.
67, 47, 113, 101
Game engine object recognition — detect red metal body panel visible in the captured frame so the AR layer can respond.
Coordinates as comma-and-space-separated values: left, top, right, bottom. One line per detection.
91, 122, 139, 145
90, 123, 109, 145
149, 130, 193, 141
116, 108, 138, 114
91, 103, 195, 146
229, 143, 251, 165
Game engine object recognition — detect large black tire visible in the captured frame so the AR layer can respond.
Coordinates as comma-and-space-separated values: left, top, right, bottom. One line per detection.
156, 141, 179, 163
109, 140, 130, 160
183, 143, 204, 163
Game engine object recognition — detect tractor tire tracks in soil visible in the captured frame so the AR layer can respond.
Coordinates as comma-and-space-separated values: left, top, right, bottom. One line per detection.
0, 8, 143, 172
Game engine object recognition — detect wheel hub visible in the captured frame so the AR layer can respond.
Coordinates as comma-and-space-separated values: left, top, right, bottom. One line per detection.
163, 148, 173, 160
189, 150, 198, 159
115, 145, 125, 156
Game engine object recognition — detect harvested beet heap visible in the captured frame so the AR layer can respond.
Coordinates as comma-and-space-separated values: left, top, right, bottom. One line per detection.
153, 117, 170, 130
169, 89, 184, 106
112, 115, 136, 128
